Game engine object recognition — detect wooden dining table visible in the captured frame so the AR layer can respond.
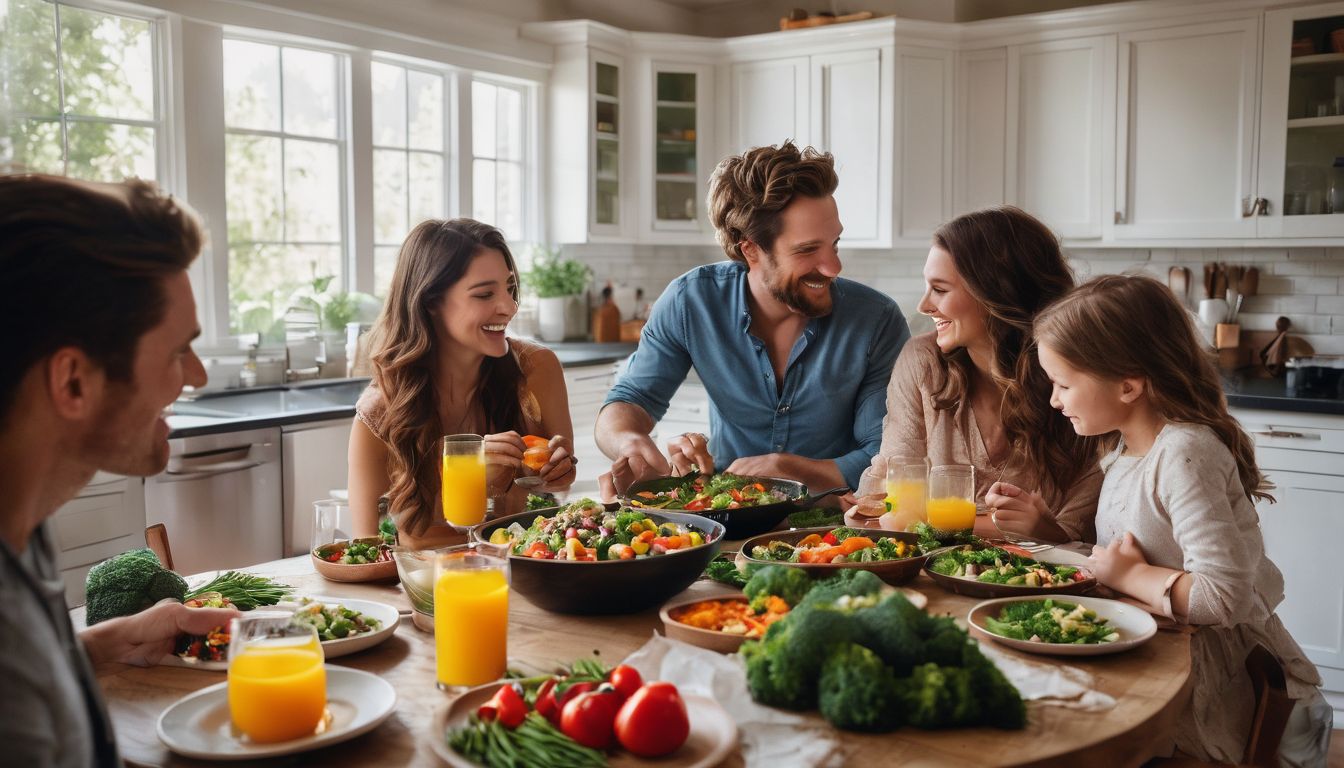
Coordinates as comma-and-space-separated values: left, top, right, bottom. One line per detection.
72, 548, 1192, 768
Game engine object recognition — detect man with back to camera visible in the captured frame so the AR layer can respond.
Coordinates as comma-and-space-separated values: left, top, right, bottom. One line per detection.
597, 141, 910, 497
0, 174, 239, 767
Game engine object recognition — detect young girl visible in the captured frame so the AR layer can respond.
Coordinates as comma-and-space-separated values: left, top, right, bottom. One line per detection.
1032, 273, 1329, 766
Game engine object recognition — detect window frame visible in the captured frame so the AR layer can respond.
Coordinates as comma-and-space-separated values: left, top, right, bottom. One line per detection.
469, 73, 539, 261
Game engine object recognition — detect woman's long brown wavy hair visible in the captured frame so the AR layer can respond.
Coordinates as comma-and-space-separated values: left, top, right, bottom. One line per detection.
367, 219, 524, 534
1034, 274, 1272, 503
929, 206, 1098, 498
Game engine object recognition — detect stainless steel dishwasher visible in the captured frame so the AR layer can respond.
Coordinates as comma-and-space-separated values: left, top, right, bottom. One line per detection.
144, 426, 283, 574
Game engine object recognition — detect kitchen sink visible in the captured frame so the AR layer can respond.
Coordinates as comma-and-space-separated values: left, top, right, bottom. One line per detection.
173, 378, 369, 417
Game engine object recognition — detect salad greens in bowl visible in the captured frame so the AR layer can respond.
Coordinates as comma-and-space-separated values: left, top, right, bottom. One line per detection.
471, 498, 724, 615
967, 595, 1158, 657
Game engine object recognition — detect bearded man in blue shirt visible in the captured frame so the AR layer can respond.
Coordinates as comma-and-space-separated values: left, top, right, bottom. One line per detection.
597, 142, 910, 497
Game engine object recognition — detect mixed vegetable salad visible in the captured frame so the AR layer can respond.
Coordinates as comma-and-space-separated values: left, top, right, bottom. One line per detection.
489, 498, 713, 561
749, 527, 921, 564
983, 599, 1119, 644
628, 472, 790, 511
927, 544, 1089, 588
174, 595, 383, 662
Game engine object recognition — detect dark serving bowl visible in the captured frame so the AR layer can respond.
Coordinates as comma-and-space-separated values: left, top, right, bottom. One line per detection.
470, 509, 725, 615
921, 543, 1097, 599
736, 527, 928, 586
621, 472, 846, 540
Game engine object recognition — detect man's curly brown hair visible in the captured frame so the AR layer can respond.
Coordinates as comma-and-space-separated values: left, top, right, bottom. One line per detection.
706, 141, 838, 265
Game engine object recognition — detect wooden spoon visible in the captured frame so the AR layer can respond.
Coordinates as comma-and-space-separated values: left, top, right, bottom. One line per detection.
1241, 266, 1259, 297
1167, 266, 1190, 306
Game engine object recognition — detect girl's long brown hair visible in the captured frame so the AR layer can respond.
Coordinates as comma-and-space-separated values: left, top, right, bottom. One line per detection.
1033, 274, 1272, 503
367, 219, 524, 534
929, 206, 1099, 499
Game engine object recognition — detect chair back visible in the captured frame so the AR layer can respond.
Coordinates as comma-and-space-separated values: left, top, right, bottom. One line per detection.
1242, 643, 1293, 767
145, 523, 174, 571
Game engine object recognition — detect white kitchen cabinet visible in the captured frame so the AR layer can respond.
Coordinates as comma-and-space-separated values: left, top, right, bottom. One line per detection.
637, 58, 716, 240
51, 472, 146, 607
1113, 18, 1261, 239
893, 45, 952, 242
728, 56, 811, 152
566, 362, 620, 497
282, 418, 353, 556
1007, 35, 1114, 240
1234, 407, 1344, 726
650, 373, 711, 447
955, 48, 1008, 216
1256, 2, 1344, 238
810, 48, 892, 246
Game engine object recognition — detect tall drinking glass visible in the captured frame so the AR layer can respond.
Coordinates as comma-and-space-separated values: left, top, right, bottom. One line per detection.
441, 434, 486, 529
434, 543, 509, 691
883, 460, 928, 531
227, 614, 327, 743
926, 465, 976, 534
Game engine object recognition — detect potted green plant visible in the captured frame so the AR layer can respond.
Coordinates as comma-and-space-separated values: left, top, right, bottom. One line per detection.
523, 247, 592, 341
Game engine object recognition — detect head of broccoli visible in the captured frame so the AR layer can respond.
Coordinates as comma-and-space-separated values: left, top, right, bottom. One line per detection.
798, 567, 884, 607
84, 548, 188, 625
743, 564, 814, 609
818, 642, 903, 732
739, 601, 856, 710
850, 592, 925, 676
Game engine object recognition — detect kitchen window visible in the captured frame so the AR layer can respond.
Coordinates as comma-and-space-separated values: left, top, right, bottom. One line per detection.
471, 78, 528, 247
222, 38, 346, 337
370, 60, 449, 297
0, 0, 162, 181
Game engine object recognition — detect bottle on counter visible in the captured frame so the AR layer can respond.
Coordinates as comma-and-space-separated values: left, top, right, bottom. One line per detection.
239, 344, 258, 388
592, 284, 622, 343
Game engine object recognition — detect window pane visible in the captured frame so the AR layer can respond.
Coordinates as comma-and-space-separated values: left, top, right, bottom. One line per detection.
372, 148, 407, 244
3, 0, 60, 117
65, 121, 155, 181
472, 81, 496, 160
283, 139, 340, 241
282, 47, 337, 139
58, 6, 154, 121
224, 40, 280, 131
370, 61, 405, 148
407, 70, 442, 151
472, 157, 496, 227
496, 86, 522, 162
225, 133, 282, 242
228, 244, 341, 334
495, 159, 522, 241
374, 245, 399, 298
3, 118, 63, 174
408, 150, 444, 225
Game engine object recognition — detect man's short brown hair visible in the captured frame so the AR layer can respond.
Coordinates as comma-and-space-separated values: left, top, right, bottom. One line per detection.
0, 174, 203, 420
706, 141, 838, 264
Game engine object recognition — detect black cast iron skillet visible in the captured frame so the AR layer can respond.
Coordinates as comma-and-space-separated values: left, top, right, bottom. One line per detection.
620, 471, 848, 540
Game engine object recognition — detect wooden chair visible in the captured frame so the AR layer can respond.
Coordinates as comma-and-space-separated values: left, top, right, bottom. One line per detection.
145, 523, 174, 571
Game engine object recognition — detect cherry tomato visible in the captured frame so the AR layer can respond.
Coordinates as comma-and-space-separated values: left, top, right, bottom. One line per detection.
560, 688, 623, 750
607, 664, 643, 701
534, 678, 560, 724
554, 680, 595, 712
615, 682, 690, 757
477, 683, 527, 728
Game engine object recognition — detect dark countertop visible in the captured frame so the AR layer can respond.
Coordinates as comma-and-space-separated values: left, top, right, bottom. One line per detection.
168, 342, 638, 439
1224, 374, 1344, 416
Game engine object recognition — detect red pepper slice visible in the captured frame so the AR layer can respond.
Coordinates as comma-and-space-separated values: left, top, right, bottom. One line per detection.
729, 488, 743, 502
684, 499, 707, 511
478, 683, 527, 729
535, 677, 560, 722
821, 531, 838, 546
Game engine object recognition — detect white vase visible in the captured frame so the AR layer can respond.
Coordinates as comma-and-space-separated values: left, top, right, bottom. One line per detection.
537, 296, 568, 342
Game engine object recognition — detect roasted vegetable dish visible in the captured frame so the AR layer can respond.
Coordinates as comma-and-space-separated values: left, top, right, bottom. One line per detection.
628, 472, 790, 511
749, 527, 920, 564
927, 544, 1088, 588
489, 499, 713, 561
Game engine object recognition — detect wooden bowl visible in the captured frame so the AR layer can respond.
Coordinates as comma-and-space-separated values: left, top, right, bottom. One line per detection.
736, 527, 927, 586
311, 537, 398, 582
659, 594, 758, 654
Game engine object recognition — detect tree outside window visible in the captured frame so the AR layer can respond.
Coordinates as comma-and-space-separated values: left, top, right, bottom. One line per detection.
0, 0, 158, 181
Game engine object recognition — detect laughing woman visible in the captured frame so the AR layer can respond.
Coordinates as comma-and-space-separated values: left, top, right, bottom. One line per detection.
854, 207, 1101, 543
348, 219, 576, 549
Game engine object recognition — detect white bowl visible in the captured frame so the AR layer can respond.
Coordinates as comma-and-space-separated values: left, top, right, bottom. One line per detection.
967, 594, 1158, 656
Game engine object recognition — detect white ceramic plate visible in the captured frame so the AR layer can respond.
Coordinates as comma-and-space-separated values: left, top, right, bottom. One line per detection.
967, 594, 1158, 657
156, 666, 396, 760
161, 596, 400, 670
430, 684, 738, 768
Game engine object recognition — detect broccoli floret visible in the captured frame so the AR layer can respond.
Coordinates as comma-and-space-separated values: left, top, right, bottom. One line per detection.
817, 642, 903, 732
84, 548, 188, 625
851, 592, 925, 675
740, 602, 856, 710
960, 640, 1027, 729
920, 615, 972, 667
702, 555, 750, 588
744, 565, 814, 609
898, 663, 979, 728
829, 526, 864, 542
798, 568, 884, 607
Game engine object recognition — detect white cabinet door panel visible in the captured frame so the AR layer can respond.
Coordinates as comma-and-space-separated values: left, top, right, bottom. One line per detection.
894, 46, 951, 241
730, 57, 810, 153
956, 48, 1008, 215
812, 49, 888, 245
282, 419, 354, 556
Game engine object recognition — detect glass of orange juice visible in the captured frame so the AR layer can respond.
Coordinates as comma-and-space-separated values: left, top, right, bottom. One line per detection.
227, 614, 327, 744
883, 460, 928, 531
926, 465, 976, 535
434, 543, 509, 691
442, 434, 486, 529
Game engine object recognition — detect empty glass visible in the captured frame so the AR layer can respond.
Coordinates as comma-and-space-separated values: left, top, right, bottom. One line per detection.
311, 499, 350, 551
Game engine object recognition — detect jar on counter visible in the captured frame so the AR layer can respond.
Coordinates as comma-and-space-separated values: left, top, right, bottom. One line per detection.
1330, 157, 1344, 214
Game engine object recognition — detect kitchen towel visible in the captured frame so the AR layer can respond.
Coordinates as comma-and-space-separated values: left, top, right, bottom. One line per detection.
977, 643, 1117, 712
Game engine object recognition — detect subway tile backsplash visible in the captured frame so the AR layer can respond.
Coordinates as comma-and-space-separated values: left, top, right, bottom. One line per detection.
563, 245, 1344, 356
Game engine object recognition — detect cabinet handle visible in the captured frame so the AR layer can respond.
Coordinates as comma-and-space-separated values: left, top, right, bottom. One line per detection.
1250, 429, 1320, 440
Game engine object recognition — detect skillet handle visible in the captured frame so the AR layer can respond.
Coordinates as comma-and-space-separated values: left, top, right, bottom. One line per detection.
798, 486, 849, 506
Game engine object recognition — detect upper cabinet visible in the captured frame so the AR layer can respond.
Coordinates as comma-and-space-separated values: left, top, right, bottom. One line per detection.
811, 48, 893, 246
729, 56, 811, 151
1256, 2, 1344, 238
636, 54, 717, 241
1113, 18, 1261, 239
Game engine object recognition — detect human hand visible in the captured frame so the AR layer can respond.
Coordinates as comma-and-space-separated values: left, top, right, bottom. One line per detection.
484, 431, 525, 495
83, 600, 241, 667
985, 481, 1060, 541
598, 437, 671, 500
1088, 532, 1151, 590
536, 435, 577, 487
665, 431, 715, 476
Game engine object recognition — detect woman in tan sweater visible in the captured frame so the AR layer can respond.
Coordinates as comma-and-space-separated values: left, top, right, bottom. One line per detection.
853, 207, 1101, 543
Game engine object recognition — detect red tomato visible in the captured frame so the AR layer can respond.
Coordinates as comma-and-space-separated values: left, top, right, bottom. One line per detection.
821, 531, 838, 546
477, 683, 527, 728
534, 677, 560, 723
554, 680, 595, 712
615, 682, 689, 757
684, 499, 707, 511
607, 664, 643, 701
560, 688, 623, 750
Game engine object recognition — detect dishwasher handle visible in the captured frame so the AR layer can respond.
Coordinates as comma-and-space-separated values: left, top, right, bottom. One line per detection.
162, 442, 271, 482
162, 459, 266, 482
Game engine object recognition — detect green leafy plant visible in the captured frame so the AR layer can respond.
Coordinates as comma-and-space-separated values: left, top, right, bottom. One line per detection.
523, 247, 592, 298
288, 271, 375, 333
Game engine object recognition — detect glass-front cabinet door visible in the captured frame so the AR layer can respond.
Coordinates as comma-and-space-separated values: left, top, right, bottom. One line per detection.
593, 59, 621, 230
653, 70, 698, 229
1258, 3, 1344, 236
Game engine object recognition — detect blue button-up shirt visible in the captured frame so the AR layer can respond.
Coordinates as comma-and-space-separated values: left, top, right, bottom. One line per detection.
603, 261, 909, 490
